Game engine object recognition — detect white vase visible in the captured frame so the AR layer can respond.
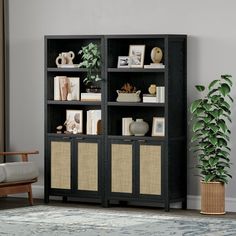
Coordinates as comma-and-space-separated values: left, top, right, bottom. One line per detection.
129, 119, 149, 136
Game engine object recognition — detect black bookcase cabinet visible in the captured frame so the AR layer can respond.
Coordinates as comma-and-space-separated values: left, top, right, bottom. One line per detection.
45, 35, 187, 211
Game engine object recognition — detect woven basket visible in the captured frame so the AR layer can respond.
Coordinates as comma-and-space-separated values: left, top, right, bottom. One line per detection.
200, 181, 225, 215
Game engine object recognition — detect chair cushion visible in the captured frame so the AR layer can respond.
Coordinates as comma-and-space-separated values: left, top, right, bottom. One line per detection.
0, 165, 6, 182
0, 162, 39, 183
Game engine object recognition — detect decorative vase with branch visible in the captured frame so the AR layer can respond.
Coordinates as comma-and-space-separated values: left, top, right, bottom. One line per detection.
190, 74, 233, 214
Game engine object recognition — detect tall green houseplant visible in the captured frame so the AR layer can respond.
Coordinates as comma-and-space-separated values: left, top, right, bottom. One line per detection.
78, 42, 101, 86
190, 75, 233, 184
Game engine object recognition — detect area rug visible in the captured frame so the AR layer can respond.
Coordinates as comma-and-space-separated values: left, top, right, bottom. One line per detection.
0, 205, 236, 236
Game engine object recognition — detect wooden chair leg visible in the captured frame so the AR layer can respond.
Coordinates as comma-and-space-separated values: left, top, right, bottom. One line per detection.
28, 185, 33, 205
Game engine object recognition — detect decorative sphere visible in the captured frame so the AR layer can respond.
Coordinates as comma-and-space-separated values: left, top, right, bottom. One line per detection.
151, 47, 163, 64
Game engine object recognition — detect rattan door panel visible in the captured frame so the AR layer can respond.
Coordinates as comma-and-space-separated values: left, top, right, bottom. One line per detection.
111, 143, 132, 193
50, 141, 71, 189
139, 144, 161, 195
77, 142, 98, 191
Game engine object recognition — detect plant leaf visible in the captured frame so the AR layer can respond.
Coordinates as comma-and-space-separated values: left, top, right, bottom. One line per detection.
208, 79, 219, 90
219, 83, 230, 96
221, 75, 233, 87
195, 85, 205, 92
209, 137, 217, 146
190, 99, 202, 113
193, 120, 204, 132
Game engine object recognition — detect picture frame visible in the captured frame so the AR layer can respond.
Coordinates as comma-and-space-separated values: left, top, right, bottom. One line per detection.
152, 117, 165, 136
129, 45, 145, 68
66, 110, 83, 134
117, 56, 131, 68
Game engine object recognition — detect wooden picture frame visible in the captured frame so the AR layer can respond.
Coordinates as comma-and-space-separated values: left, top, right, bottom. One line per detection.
66, 110, 83, 134
117, 56, 131, 68
129, 45, 145, 68
152, 117, 165, 136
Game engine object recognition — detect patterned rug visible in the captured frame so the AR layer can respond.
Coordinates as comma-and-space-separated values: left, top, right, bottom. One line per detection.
0, 205, 235, 235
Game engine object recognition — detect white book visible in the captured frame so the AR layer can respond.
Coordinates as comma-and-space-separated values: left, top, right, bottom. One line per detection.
122, 117, 133, 136
143, 99, 158, 103
87, 110, 101, 135
156, 87, 165, 103
54, 76, 62, 100
68, 77, 80, 100
92, 110, 101, 134
81, 93, 101, 101
86, 110, 92, 134
144, 63, 165, 69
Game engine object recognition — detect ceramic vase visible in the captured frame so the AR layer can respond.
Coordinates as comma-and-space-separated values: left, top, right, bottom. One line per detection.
129, 119, 149, 136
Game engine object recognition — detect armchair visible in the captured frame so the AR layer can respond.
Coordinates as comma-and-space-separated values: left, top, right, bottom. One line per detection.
0, 151, 39, 205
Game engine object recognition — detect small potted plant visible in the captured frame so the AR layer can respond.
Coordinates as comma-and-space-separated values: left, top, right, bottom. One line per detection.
78, 42, 101, 92
190, 74, 233, 214
116, 83, 141, 102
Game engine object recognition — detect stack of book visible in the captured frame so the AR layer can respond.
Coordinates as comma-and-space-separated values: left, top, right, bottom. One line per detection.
81, 93, 101, 101
86, 110, 101, 135
144, 63, 165, 69
122, 117, 133, 136
142, 86, 165, 103
143, 94, 157, 103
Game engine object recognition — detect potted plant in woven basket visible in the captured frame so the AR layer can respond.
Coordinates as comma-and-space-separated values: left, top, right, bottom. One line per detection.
190, 74, 233, 215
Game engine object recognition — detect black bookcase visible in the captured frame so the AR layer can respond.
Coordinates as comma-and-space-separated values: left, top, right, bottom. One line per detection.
45, 34, 187, 211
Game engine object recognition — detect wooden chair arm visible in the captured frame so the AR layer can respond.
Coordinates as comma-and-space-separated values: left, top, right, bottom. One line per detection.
0, 150, 39, 162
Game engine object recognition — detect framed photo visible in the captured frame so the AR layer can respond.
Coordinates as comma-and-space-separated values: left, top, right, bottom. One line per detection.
66, 110, 83, 134
117, 56, 131, 68
129, 45, 145, 68
152, 117, 165, 136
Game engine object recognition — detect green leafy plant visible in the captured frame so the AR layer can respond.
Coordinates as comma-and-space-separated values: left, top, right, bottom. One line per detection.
78, 42, 101, 85
190, 75, 233, 183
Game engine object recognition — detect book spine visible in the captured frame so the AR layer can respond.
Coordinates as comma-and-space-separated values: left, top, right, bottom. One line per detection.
122, 117, 133, 135
86, 110, 91, 134
54, 76, 61, 100
156, 86, 165, 103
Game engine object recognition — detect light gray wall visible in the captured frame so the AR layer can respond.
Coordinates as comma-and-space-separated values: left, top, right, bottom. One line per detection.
0, 0, 4, 152
8, 0, 236, 198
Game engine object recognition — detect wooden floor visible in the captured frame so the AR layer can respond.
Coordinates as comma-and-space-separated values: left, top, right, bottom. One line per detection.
0, 197, 236, 220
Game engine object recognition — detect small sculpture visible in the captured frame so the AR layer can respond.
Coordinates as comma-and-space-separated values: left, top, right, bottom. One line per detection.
148, 84, 157, 95
55, 51, 75, 67
151, 47, 163, 64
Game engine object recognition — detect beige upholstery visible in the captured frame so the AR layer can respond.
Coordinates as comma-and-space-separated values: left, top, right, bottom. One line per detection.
0, 162, 39, 183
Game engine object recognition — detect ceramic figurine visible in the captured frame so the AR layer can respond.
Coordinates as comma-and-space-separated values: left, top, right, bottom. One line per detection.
151, 47, 163, 64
